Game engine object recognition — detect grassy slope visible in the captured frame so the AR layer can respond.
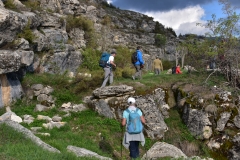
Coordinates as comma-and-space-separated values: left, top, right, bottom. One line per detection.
0, 70, 229, 159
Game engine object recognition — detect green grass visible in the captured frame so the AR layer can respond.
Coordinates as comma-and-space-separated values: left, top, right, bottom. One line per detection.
0, 123, 99, 160
0, 70, 227, 159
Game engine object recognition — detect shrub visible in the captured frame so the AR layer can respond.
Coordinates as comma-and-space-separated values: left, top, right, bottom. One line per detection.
81, 48, 101, 71
22, 0, 41, 11
17, 20, 36, 44
65, 15, 96, 48
162, 60, 175, 70
155, 34, 166, 47
71, 72, 103, 93
114, 46, 132, 68
3, 0, 17, 10
113, 67, 122, 78
101, 15, 112, 26
122, 67, 135, 78
66, 15, 94, 33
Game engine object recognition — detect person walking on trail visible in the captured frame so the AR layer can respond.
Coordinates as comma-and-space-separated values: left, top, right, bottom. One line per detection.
176, 64, 182, 74
132, 46, 144, 80
152, 56, 163, 75
122, 97, 146, 159
101, 51, 117, 88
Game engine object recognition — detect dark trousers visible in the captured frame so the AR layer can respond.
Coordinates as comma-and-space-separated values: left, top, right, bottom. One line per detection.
129, 141, 140, 158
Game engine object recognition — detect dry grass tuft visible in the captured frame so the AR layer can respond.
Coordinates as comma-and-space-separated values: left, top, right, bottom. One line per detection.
205, 104, 217, 114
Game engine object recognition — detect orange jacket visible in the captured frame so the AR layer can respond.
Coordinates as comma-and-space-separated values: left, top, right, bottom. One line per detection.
176, 66, 182, 74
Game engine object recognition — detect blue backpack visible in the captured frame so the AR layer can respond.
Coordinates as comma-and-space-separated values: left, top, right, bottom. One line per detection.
126, 108, 143, 134
99, 52, 110, 68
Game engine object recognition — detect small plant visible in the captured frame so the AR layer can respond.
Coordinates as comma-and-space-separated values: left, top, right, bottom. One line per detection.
3, 0, 18, 11
162, 60, 175, 70
65, 15, 96, 48
21, 0, 41, 11
122, 67, 135, 78
155, 34, 166, 47
101, 15, 112, 26
17, 20, 36, 44
65, 15, 94, 33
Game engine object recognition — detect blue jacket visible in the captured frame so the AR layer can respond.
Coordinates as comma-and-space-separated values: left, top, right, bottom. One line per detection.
134, 50, 144, 65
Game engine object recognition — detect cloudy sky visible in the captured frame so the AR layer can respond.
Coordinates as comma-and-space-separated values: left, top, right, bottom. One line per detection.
108, 0, 240, 36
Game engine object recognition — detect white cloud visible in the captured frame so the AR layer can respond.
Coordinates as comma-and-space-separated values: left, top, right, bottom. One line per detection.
107, 0, 113, 4
143, 5, 209, 35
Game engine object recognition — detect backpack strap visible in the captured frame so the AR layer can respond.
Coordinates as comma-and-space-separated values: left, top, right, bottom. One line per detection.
126, 108, 139, 114
126, 109, 131, 114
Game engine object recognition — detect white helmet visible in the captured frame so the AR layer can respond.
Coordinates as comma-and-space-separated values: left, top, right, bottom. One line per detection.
127, 97, 136, 104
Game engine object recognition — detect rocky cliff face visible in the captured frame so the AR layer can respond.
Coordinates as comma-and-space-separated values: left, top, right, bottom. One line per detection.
0, 0, 178, 106
173, 83, 240, 159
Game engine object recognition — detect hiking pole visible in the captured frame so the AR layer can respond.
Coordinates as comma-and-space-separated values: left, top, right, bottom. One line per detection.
121, 125, 123, 159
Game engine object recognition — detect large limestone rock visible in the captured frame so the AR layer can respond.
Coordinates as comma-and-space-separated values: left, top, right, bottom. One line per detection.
0, 9, 38, 46
0, 111, 22, 123
88, 85, 168, 139
40, 47, 82, 74
67, 145, 112, 160
141, 142, 187, 159
0, 0, 4, 7
92, 85, 135, 98
173, 83, 240, 159
229, 134, 240, 160
0, 51, 21, 74
135, 96, 168, 139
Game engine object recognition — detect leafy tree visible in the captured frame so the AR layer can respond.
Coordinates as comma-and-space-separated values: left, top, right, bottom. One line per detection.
197, 0, 240, 88
179, 35, 215, 71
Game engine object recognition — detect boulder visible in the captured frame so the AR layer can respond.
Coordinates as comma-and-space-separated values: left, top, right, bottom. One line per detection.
142, 142, 187, 159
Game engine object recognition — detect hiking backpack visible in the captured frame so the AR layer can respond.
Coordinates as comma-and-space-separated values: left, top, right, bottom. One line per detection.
126, 108, 143, 134
131, 52, 138, 64
99, 52, 110, 68
172, 66, 176, 74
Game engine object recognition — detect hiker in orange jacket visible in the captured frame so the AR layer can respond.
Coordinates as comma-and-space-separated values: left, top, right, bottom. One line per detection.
176, 64, 182, 74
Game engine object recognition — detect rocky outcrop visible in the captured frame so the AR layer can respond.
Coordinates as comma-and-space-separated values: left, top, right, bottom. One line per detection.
173, 83, 240, 159
1, 0, 180, 73
0, 49, 34, 107
87, 85, 168, 139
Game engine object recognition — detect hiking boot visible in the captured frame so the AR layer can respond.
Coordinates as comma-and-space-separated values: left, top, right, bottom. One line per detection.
132, 76, 135, 80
